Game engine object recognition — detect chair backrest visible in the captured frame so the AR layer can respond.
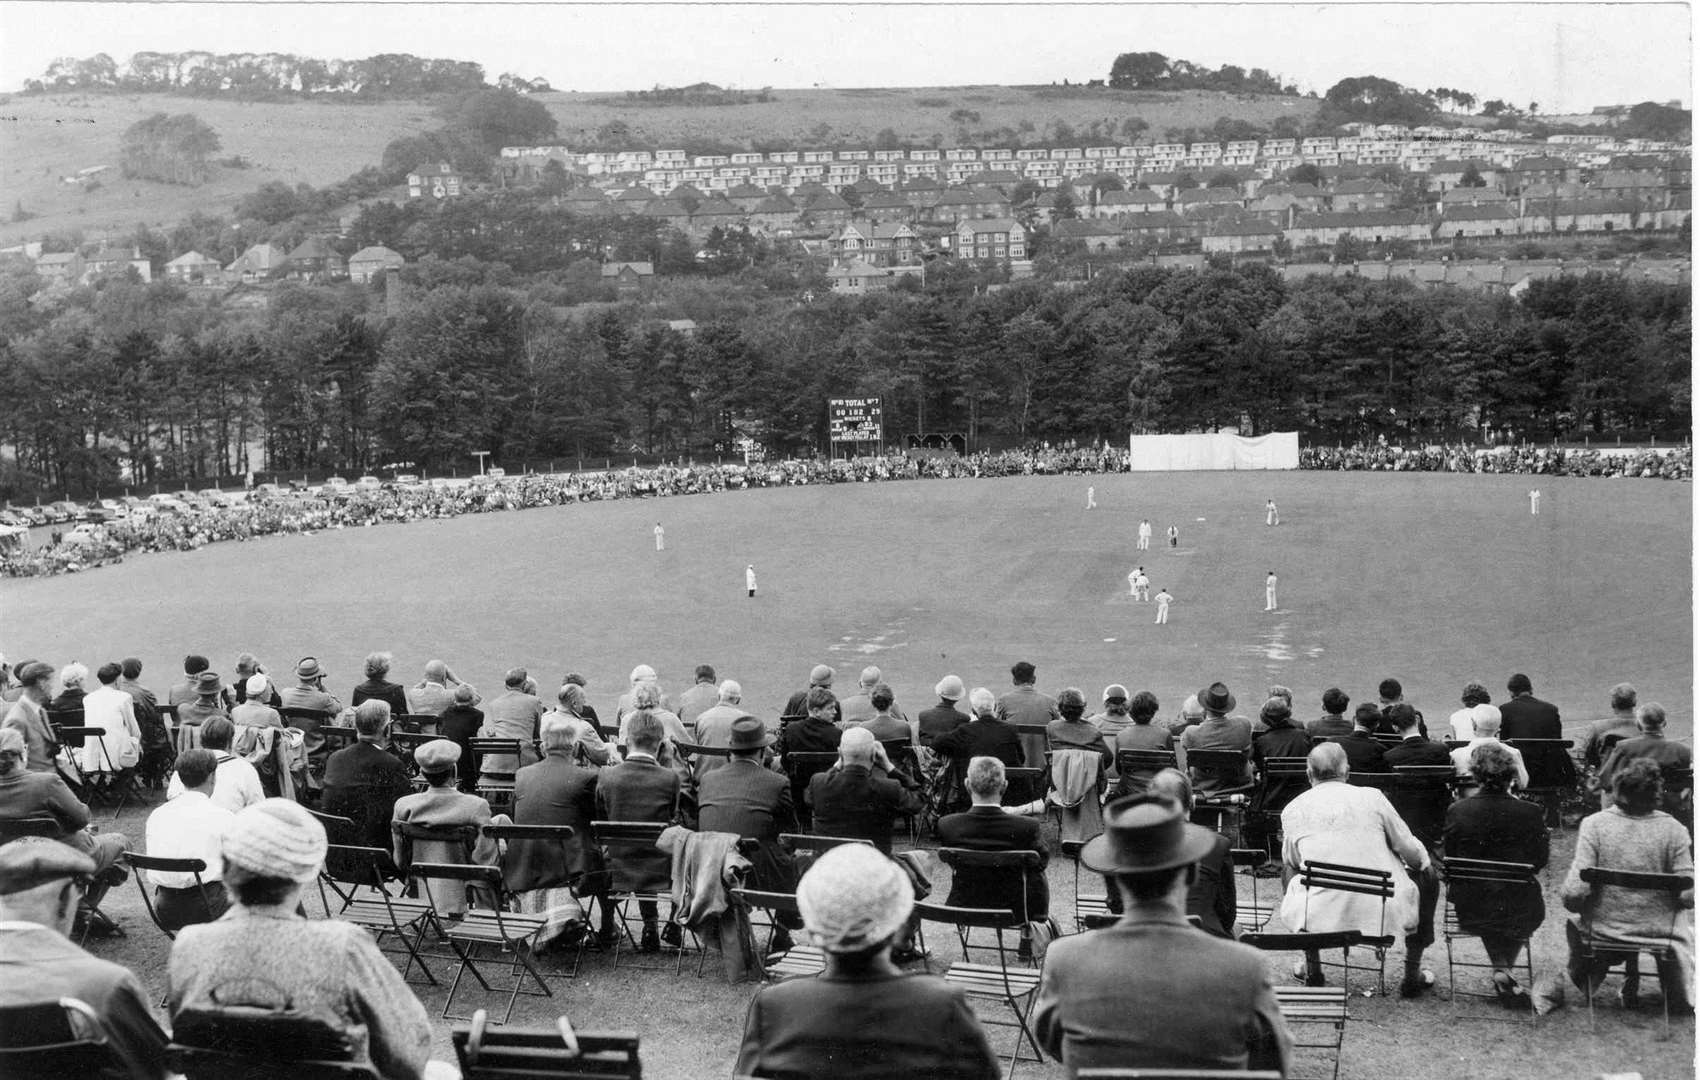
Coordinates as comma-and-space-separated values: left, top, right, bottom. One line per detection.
0, 997, 124, 1078
776, 833, 873, 858
730, 887, 803, 921
1116, 748, 1178, 775
393, 713, 437, 734
1507, 738, 1577, 788
1441, 857, 1537, 888
1443, 740, 1470, 752
672, 741, 732, 760
469, 737, 523, 771
936, 847, 1044, 922
1579, 868, 1694, 893
1184, 748, 1249, 781
1240, 929, 1366, 954
915, 899, 1024, 931
1300, 860, 1394, 899
158, 704, 179, 724
1345, 772, 1397, 791
169, 1004, 377, 1079
1230, 847, 1271, 869
0, 817, 63, 844
392, 821, 478, 874
389, 731, 437, 761
452, 1010, 641, 1080
1059, 839, 1088, 861
309, 810, 362, 846
1259, 756, 1310, 779
280, 707, 333, 724
323, 843, 406, 890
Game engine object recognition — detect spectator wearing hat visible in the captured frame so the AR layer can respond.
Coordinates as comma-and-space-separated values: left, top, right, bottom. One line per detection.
675, 664, 721, 733
1580, 683, 1641, 771
1499, 673, 1562, 741
1034, 794, 1291, 1074
231, 674, 284, 730
1281, 743, 1436, 996
1245, 698, 1312, 858
436, 684, 485, 792
617, 664, 677, 724
351, 652, 410, 721
1447, 681, 1494, 743
176, 672, 231, 728
143, 749, 234, 931
479, 668, 546, 775
734, 843, 999, 1080
1112, 691, 1173, 797
917, 675, 970, 752
1451, 705, 1529, 791
933, 688, 1026, 814
170, 799, 458, 1080
0, 837, 170, 1080
699, 715, 797, 896
595, 713, 682, 951
996, 660, 1060, 769
1089, 684, 1136, 742
1177, 682, 1253, 796
392, 740, 505, 917
783, 665, 841, 725
510, 712, 606, 947
1104, 769, 1239, 938
406, 660, 478, 718
322, 701, 414, 850
169, 655, 234, 712
232, 654, 282, 708
280, 657, 342, 779
809, 727, 923, 856
167, 717, 265, 813
0, 726, 131, 917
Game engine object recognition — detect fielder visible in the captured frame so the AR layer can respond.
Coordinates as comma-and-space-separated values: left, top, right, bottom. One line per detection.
1266, 499, 1279, 526
1137, 519, 1152, 550
1134, 567, 1150, 602
1529, 489, 1540, 515
1265, 571, 1278, 612
1128, 568, 1139, 596
1166, 524, 1179, 548
1154, 588, 1174, 624
654, 522, 666, 550
746, 564, 757, 598
1086, 486, 1097, 510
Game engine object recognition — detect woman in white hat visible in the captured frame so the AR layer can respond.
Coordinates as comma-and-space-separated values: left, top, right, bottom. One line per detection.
733, 843, 998, 1080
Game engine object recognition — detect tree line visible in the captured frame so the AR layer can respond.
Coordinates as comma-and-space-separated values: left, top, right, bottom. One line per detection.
23, 51, 510, 100
0, 252, 1686, 499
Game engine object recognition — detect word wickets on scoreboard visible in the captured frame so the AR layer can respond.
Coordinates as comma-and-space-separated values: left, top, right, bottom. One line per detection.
828, 397, 883, 443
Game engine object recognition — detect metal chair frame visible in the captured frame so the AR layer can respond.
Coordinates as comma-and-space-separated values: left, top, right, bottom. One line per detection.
56, 723, 136, 818
0, 996, 132, 1079
167, 1003, 381, 1079
729, 887, 827, 980
483, 823, 591, 977
1240, 932, 1357, 1080
1231, 847, 1278, 932
470, 737, 524, 812
1439, 857, 1538, 1023
1059, 837, 1114, 932
452, 1008, 641, 1080
1576, 867, 1694, 1034
1297, 861, 1396, 995
318, 843, 442, 986
410, 861, 554, 1024
589, 820, 698, 975
916, 900, 1044, 1080
935, 847, 1042, 964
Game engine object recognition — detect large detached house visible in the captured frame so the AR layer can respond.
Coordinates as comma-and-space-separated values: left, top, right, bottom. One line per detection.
955, 218, 1026, 261
347, 246, 407, 284
164, 251, 223, 283
601, 261, 655, 296
407, 162, 465, 199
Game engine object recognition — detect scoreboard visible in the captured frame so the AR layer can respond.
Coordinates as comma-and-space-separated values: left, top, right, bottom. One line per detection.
828, 398, 882, 443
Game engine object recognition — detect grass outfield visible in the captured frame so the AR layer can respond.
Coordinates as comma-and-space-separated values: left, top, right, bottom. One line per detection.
3, 469, 1693, 1078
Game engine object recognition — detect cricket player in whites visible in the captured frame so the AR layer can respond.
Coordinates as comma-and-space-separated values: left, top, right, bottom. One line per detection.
1266, 499, 1279, 526
1086, 486, 1097, 510
1134, 567, 1150, 602
1265, 571, 1278, 612
1154, 588, 1174, 624
1137, 519, 1152, 550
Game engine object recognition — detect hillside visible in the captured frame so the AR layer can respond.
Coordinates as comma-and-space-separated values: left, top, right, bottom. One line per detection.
0, 85, 1320, 245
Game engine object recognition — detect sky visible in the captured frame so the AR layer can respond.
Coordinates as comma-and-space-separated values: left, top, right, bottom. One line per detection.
0, 2, 1689, 116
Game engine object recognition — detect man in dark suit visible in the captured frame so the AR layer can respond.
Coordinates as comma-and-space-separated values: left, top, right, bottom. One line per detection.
1331, 704, 1389, 774
698, 715, 797, 892
1498, 673, 1562, 740
807, 728, 923, 855
937, 756, 1049, 927
1034, 795, 1292, 1074
776, 687, 842, 826
436, 685, 484, 793
1375, 678, 1429, 740
933, 687, 1025, 813
320, 701, 413, 850
595, 713, 681, 951
1382, 703, 1452, 848
511, 712, 606, 940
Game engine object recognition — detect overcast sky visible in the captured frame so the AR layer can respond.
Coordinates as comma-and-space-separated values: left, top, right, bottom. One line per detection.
0, 2, 1689, 115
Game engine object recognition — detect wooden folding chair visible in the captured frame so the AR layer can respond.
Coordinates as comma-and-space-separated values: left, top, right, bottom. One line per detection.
124, 852, 212, 939
776, 832, 873, 879
1273, 985, 1350, 1080
1576, 867, 1694, 1034
780, 751, 839, 829
167, 1003, 381, 1079
1231, 848, 1278, 931
1115, 747, 1177, 795
589, 820, 695, 974
319, 844, 441, 986
1506, 738, 1577, 827
1059, 837, 1114, 932
471, 737, 523, 812
319, 724, 358, 753
935, 847, 1043, 962
1294, 860, 1397, 994
0, 816, 61, 844
730, 887, 827, 980
483, 823, 591, 977
394, 712, 440, 736
1183, 749, 1253, 843
56, 724, 133, 818
915, 901, 1044, 1080
1012, 723, 1051, 769
0, 997, 137, 1079
452, 1009, 641, 1080
409, 862, 554, 1024
1439, 857, 1538, 1022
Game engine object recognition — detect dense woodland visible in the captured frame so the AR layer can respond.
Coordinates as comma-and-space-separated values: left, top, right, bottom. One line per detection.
0, 252, 1686, 499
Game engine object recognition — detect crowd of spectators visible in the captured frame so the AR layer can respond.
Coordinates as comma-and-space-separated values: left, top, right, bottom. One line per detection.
1302, 441, 1692, 479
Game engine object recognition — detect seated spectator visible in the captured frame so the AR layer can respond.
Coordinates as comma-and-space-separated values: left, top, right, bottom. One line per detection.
1499, 672, 1561, 740
561, 673, 599, 727
143, 749, 233, 931
231, 654, 282, 707
934, 687, 1025, 813
351, 652, 409, 720
176, 672, 229, 729
619, 682, 690, 780
675, 664, 721, 733
230, 674, 283, 730
618, 664, 679, 724
1448, 681, 1494, 743
854, 684, 913, 747
595, 713, 681, 951
1444, 743, 1549, 1006
781, 665, 839, 725
1598, 703, 1694, 813
1280, 743, 1436, 996
1308, 687, 1353, 741
836, 665, 883, 728
1450, 704, 1529, 791
734, 843, 998, 1080
0, 726, 130, 918
1112, 691, 1172, 797
167, 718, 264, 813
478, 668, 545, 776
1034, 794, 1290, 1074
691, 680, 749, 771
169, 799, 458, 1080
278, 657, 343, 779
698, 714, 798, 938
436, 684, 484, 793
544, 684, 611, 767
509, 713, 602, 947
49, 662, 89, 717
79, 662, 142, 780
1105, 768, 1235, 938
808, 727, 923, 856
392, 740, 503, 917
1580, 682, 1640, 773
918, 675, 970, 751
1331, 703, 1390, 773
1047, 688, 1111, 767
1375, 678, 1428, 739
0, 838, 170, 1080
1090, 684, 1136, 742
321, 701, 414, 850
168, 655, 213, 708
938, 757, 1050, 941
1382, 702, 1453, 847
119, 658, 172, 789
1165, 693, 1207, 738
1543, 758, 1694, 1015
1246, 698, 1312, 857
777, 686, 844, 819
1177, 682, 1252, 795
406, 659, 477, 717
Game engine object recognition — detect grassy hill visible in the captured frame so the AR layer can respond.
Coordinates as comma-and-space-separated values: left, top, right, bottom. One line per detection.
0, 85, 1321, 246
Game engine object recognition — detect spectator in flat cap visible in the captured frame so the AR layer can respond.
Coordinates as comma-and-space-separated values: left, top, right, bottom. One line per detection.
783, 664, 841, 725
392, 739, 506, 917
735, 843, 999, 1080
322, 701, 414, 850
3, 660, 61, 774
169, 799, 458, 1080
0, 838, 170, 1080
0, 726, 130, 917
231, 674, 284, 731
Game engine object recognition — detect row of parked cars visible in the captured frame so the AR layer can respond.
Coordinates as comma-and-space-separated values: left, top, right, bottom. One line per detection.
0, 489, 241, 530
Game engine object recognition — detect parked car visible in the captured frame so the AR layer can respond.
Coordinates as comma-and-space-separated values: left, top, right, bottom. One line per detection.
21, 506, 49, 526
97, 499, 128, 519
0, 510, 25, 528
355, 475, 382, 492
146, 494, 186, 515
65, 523, 106, 545
321, 476, 354, 496
45, 501, 80, 523
198, 488, 232, 508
